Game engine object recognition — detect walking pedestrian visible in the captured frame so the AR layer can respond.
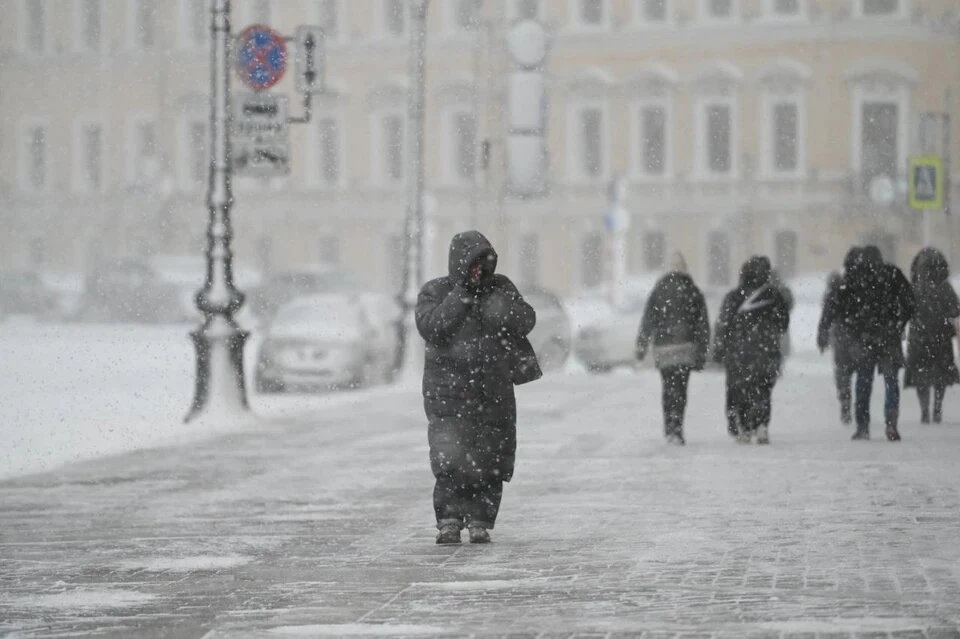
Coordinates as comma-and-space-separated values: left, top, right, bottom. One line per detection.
635, 253, 710, 445
905, 247, 959, 424
835, 246, 914, 441
713, 256, 791, 444
817, 248, 863, 425
416, 230, 539, 545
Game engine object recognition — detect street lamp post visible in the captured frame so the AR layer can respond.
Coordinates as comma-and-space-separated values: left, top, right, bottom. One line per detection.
186, 0, 248, 422
399, 0, 429, 382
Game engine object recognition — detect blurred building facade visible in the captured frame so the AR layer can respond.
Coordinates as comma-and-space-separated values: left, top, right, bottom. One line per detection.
1, 0, 959, 296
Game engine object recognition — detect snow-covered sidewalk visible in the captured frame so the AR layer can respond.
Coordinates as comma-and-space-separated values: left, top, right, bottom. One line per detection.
1, 324, 959, 636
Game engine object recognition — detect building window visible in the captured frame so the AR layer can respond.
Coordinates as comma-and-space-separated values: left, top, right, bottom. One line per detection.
704, 103, 732, 174
130, 119, 157, 180
706, 0, 735, 19
25, 125, 47, 191
384, 0, 407, 37
644, 231, 666, 270
378, 113, 405, 184
637, 104, 667, 176
319, 235, 341, 266
449, 111, 477, 182
184, 0, 206, 48
451, 0, 481, 30
26, 0, 46, 53
571, 105, 606, 179
315, 0, 341, 41
134, 0, 157, 50
189, 120, 208, 186
519, 233, 540, 287
772, 0, 800, 15
316, 116, 341, 186
80, 123, 104, 191
860, 0, 899, 16
79, 0, 103, 52
774, 231, 797, 280
860, 102, 898, 193
513, 0, 541, 19
639, 0, 668, 22
707, 231, 730, 286
772, 102, 798, 173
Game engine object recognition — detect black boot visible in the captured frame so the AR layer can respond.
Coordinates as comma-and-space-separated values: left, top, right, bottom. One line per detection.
852, 427, 870, 441
885, 414, 901, 442
840, 402, 852, 425
918, 387, 931, 424
934, 387, 945, 424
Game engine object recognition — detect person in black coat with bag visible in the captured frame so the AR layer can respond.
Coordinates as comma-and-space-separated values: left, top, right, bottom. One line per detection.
713, 256, 791, 445
905, 247, 960, 423
416, 230, 539, 545
636, 253, 710, 445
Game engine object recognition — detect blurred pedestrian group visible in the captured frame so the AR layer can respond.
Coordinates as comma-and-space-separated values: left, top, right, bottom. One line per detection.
416, 229, 959, 544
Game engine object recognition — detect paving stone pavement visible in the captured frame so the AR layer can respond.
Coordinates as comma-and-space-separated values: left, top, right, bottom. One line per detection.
1, 365, 959, 637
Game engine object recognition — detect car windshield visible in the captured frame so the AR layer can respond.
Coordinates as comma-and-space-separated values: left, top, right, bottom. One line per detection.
273, 298, 359, 327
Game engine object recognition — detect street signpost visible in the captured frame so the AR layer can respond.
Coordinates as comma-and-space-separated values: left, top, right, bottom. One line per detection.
294, 26, 325, 95
232, 92, 290, 177
908, 156, 944, 211
235, 25, 288, 92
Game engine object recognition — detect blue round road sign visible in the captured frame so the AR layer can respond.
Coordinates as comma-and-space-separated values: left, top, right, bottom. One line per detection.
235, 25, 287, 92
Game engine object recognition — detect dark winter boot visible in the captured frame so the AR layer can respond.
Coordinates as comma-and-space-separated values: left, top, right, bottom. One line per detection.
841, 403, 852, 426
436, 523, 462, 545
467, 525, 491, 544
885, 416, 901, 442
934, 387, 945, 424
851, 428, 870, 441
921, 408, 931, 424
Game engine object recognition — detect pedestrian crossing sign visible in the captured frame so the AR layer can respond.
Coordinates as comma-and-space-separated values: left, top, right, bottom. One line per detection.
908, 156, 943, 210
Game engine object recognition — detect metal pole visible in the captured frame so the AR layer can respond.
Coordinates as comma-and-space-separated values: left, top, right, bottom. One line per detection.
399, 0, 429, 381
186, 0, 248, 422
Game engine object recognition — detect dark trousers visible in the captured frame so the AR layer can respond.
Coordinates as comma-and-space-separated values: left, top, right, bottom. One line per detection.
434, 474, 503, 530
854, 362, 900, 432
727, 373, 775, 434
835, 364, 853, 420
916, 385, 946, 421
660, 367, 690, 437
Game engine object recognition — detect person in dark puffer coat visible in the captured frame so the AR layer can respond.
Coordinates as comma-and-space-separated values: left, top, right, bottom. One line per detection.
713, 256, 790, 445
817, 247, 864, 425
905, 247, 960, 424
416, 230, 537, 545
636, 252, 710, 446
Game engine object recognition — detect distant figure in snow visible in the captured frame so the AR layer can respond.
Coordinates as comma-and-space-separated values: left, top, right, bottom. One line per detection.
636, 252, 711, 445
817, 248, 864, 425
416, 230, 539, 545
713, 256, 791, 444
905, 247, 959, 424
834, 245, 914, 441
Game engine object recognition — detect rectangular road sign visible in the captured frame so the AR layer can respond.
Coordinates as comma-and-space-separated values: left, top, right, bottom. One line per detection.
908, 155, 943, 211
231, 92, 290, 177
294, 26, 325, 95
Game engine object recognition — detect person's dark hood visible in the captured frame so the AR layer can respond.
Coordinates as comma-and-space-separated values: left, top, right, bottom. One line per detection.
739, 256, 772, 291
448, 230, 498, 283
914, 247, 949, 285
843, 247, 863, 274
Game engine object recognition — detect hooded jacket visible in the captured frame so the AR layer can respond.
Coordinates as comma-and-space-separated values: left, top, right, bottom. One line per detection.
415, 231, 536, 482
712, 256, 791, 378
637, 271, 710, 369
905, 247, 960, 388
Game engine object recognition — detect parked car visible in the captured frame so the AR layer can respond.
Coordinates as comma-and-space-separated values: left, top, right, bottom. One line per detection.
255, 293, 401, 393
148, 254, 262, 323
0, 270, 59, 320
521, 287, 572, 372
77, 259, 184, 323
247, 265, 364, 321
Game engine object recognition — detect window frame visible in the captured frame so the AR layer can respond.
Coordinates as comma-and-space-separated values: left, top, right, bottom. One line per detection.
372, 108, 407, 187
761, 0, 807, 21
694, 94, 738, 181
379, 0, 409, 41
179, 117, 209, 190
698, 0, 740, 25
311, 0, 347, 45
633, 0, 675, 27
850, 83, 910, 185
630, 96, 673, 181
19, 119, 50, 193
73, 117, 107, 194
129, 0, 158, 51
760, 91, 806, 180
180, 0, 207, 49
854, 0, 907, 19
445, 0, 482, 36
579, 230, 606, 289
307, 106, 346, 190
509, 0, 543, 20
126, 114, 159, 184
567, 99, 610, 183
74, 0, 105, 54
21, 0, 48, 55
442, 106, 479, 185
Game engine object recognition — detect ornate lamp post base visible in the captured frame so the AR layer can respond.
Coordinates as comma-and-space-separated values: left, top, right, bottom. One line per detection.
186, 316, 249, 423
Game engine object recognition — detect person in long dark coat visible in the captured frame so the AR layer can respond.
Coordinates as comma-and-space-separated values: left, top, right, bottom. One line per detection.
713, 256, 791, 445
817, 248, 863, 425
905, 247, 960, 423
636, 253, 710, 446
416, 230, 537, 545
835, 246, 914, 441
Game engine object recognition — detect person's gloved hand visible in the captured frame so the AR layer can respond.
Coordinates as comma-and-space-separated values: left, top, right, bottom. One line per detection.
817, 331, 829, 354
635, 342, 647, 362
480, 289, 512, 326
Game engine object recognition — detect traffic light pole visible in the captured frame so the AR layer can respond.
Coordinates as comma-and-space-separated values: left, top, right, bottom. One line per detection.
187, 0, 249, 422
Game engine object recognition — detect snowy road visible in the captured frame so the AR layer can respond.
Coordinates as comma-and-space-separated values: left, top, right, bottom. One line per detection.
2, 324, 960, 636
